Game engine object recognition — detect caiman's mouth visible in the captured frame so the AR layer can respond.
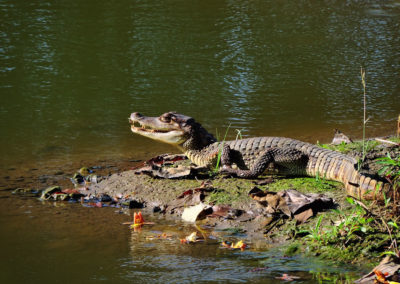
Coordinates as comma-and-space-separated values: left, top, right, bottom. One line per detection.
130, 120, 171, 133
129, 112, 188, 145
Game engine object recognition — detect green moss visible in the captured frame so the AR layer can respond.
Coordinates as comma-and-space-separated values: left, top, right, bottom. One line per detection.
202, 176, 341, 206
205, 184, 252, 205
284, 243, 301, 256
264, 177, 342, 193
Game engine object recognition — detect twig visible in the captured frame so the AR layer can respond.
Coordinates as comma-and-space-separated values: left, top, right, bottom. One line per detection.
381, 217, 399, 256
375, 138, 399, 146
397, 114, 400, 137
360, 67, 368, 170
353, 199, 374, 215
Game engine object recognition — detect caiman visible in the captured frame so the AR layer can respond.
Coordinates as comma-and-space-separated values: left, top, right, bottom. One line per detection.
129, 111, 392, 200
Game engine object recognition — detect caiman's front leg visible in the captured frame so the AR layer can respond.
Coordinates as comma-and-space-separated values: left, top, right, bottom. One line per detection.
220, 147, 307, 178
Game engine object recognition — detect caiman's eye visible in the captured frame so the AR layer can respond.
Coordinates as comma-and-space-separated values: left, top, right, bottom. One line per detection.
160, 114, 172, 123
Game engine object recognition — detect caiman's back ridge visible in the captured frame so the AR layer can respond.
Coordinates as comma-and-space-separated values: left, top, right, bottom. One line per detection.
129, 111, 392, 200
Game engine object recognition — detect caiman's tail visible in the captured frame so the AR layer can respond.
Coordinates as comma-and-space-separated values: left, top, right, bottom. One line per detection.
308, 152, 393, 201
344, 167, 392, 201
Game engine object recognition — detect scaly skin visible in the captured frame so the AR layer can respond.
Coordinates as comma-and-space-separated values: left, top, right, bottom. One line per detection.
129, 112, 391, 200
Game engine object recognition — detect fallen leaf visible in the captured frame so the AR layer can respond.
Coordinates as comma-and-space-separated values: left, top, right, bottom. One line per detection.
186, 232, 197, 242
374, 269, 389, 284
128, 212, 155, 229
355, 256, 400, 283
180, 231, 202, 244
134, 212, 145, 225
181, 203, 212, 223
221, 240, 247, 251
249, 187, 334, 223
209, 205, 242, 219
231, 240, 247, 251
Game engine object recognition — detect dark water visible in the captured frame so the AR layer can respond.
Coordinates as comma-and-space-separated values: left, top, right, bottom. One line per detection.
1, 0, 400, 170
1, 0, 399, 282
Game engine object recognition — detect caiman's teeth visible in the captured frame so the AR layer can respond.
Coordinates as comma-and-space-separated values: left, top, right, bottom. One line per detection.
132, 121, 142, 128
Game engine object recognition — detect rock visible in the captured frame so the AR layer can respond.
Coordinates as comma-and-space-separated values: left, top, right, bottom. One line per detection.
86, 174, 100, 184
128, 199, 144, 209
152, 206, 162, 213
331, 129, 353, 145
100, 194, 112, 202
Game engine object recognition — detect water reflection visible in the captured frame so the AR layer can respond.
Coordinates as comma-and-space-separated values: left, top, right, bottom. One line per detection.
0, 0, 399, 169
216, 1, 260, 128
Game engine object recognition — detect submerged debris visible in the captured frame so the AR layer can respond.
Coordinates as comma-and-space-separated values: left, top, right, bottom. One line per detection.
275, 274, 301, 281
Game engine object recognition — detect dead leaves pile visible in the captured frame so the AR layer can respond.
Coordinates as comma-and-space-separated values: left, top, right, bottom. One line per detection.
249, 187, 334, 224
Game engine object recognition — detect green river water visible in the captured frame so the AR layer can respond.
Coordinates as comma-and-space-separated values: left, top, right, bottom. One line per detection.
1, 0, 400, 283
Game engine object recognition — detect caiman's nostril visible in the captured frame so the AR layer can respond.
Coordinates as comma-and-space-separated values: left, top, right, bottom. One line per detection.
136, 112, 144, 117
130, 112, 143, 119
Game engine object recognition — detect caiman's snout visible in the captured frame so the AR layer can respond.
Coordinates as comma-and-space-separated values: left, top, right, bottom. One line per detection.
128, 111, 188, 145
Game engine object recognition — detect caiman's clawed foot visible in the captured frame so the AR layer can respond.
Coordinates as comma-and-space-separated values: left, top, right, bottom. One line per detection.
219, 165, 260, 179
219, 165, 238, 177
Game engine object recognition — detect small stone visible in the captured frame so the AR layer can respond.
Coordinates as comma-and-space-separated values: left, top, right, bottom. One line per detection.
129, 200, 144, 209
100, 194, 112, 202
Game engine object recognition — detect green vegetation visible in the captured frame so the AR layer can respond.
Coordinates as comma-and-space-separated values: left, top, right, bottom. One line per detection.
317, 140, 379, 154
213, 124, 231, 174
389, 136, 400, 144
294, 197, 400, 263
376, 153, 400, 192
